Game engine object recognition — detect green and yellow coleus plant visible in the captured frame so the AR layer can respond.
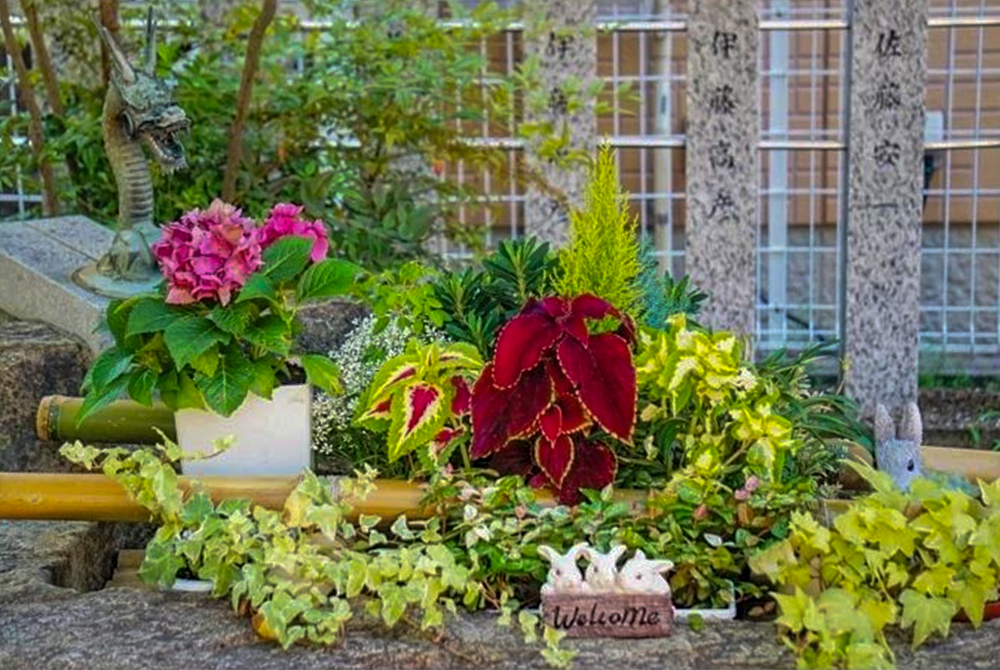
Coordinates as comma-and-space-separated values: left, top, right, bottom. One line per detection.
751, 462, 1000, 670
354, 340, 482, 463
635, 313, 799, 482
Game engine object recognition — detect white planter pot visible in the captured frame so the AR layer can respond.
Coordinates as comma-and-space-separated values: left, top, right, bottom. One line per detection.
175, 384, 312, 477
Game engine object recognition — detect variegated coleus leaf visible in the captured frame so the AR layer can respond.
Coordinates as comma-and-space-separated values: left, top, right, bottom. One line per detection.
470, 362, 552, 458
535, 434, 574, 487
435, 341, 484, 372
557, 333, 636, 443
387, 381, 452, 462
557, 439, 617, 505
354, 352, 420, 429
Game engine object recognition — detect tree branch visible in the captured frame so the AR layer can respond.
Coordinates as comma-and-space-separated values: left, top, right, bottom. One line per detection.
0, 0, 58, 215
222, 0, 278, 202
21, 0, 82, 195
98, 0, 119, 87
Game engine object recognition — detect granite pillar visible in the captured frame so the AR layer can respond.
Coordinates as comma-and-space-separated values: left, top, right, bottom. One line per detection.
684, 1, 759, 336
844, 0, 927, 419
522, 0, 597, 247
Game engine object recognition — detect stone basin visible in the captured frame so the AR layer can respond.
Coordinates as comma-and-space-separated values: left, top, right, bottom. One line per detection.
4, 519, 1000, 669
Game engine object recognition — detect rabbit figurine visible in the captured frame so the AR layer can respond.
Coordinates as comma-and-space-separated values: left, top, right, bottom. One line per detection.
618, 549, 674, 595
538, 543, 590, 595
874, 402, 922, 491
583, 545, 626, 593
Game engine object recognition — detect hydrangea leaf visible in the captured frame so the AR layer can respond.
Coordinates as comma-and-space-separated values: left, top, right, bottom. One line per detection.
470, 363, 552, 458
387, 382, 449, 462
557, 333, 636, 442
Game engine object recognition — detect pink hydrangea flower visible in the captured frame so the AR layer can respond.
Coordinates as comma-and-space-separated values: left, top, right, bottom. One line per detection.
152, 199, 261, 306
257, 203, 329, 263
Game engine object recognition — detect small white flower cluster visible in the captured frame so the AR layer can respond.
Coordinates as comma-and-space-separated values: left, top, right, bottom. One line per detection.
311, 315, 442, 458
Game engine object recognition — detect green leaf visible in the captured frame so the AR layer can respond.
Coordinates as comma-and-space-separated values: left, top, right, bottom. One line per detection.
126, 368, 158, 406
195, 348, 255, 416
84, 347, 134, 392
262, 236, 312, 283
235, 273, 276, 304
899, 588, 957, 649
176, 371, 205, 410
296, 259, 359, 303
244, 315, 291, 355
300, 354, 342, 396
379, 583, 407, 627
209, 302, 256, 336
189, 346, 220, 377
78, 375, 129, 423
126, 298, 181, 337
163, 317, 230, 371
249, 357, 277, 400
138, 540, 186, 588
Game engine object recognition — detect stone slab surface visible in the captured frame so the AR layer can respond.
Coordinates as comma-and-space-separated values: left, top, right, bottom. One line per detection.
844, 0, 927, 419
0, 216, 113, 354
4, 516, 1000, 669
523, 0, 597, 247
684, 0, 759, 336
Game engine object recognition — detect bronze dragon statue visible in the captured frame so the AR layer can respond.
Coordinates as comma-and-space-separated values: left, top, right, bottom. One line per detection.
75, 9, 190, 297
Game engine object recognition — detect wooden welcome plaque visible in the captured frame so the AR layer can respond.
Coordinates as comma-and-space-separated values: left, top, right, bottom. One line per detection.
540, 593, 674, 638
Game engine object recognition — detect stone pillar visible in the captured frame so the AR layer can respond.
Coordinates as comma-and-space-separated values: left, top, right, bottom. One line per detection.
522, 0, 597, 247
844, 0, 927, 419
684, 1, 759, 336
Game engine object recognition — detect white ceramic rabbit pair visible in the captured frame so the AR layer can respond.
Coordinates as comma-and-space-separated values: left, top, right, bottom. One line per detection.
537, 543, 674, 595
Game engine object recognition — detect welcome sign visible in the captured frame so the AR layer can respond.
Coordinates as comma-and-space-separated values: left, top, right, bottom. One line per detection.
540, 593, 674, 638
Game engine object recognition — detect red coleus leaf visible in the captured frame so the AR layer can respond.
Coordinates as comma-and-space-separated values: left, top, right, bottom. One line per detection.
405, 384, 441, 433
539, 405, 563, 442
529, 471, 550, 489
545, 360, 590, 434
541, 296, 570, 319
570, 293, 636, 346
557, 333, 636, 442
535, 434, 575, 487
492, 312, 561, 388
470, 363, 552, 458
558, 439, 618, 505
450, 375, 471, 416
490, 439, 536, 476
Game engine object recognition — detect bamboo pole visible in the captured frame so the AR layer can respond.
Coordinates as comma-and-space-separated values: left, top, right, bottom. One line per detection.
0, 473, 649, 524
37, 396, 176, 444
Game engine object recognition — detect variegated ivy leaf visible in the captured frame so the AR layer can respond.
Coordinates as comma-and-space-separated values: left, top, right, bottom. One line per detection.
387, 381, 452, 462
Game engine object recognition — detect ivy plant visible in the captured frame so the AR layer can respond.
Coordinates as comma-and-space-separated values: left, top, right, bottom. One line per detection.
751, 462, 1000, 669
58, 438, 571, 666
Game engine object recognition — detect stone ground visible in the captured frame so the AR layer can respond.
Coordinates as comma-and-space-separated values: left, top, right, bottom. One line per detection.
4, 312, 1000, 668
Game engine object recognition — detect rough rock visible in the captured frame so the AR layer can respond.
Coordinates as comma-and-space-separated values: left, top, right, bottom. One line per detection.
0, 314, 90, 472
295, 298, 370, 356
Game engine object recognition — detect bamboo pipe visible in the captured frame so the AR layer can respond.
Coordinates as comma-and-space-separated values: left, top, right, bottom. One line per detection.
0, 473, 650, 523
37, 396, 175, 444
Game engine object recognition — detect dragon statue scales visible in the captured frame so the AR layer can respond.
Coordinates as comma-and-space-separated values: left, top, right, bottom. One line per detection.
74, 8, 190, 298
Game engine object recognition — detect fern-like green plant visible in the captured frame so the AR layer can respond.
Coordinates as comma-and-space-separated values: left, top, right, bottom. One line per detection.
555, 145, 643, 317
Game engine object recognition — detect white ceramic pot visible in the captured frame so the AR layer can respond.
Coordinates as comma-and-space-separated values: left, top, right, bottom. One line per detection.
175, 384, 312, 477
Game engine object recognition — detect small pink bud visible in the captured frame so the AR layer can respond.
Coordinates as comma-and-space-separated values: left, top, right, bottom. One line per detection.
694, 504, 708, 521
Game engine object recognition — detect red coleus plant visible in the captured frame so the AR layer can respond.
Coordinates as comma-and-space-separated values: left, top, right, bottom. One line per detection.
470, 294, 637, 504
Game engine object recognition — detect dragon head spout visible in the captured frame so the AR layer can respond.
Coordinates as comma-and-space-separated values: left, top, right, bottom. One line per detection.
96, 8, 190, 172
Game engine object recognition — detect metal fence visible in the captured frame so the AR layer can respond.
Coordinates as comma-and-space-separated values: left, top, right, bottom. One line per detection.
3, 2, 1000, 370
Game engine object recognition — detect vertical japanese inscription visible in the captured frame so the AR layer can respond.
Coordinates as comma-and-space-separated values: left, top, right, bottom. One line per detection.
685, 1, 759, 336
